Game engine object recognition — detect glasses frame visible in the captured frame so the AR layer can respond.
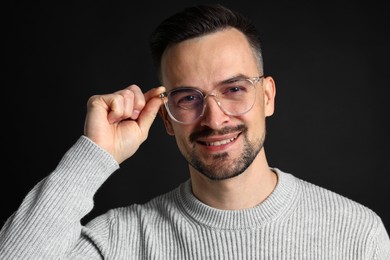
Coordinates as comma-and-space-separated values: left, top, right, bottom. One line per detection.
160, 75, 264, 125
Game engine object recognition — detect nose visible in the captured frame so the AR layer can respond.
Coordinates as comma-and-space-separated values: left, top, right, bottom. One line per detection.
199, 95, 230, 128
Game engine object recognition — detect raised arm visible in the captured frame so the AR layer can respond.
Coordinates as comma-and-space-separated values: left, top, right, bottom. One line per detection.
0, 85, 165, 259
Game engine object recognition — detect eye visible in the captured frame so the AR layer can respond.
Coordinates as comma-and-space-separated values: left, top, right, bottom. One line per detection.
181, 95, 198, 102
170, 89, 203, 108
227, 86, 243, 93
221, 81, 249, 97
177, 94, 201, 107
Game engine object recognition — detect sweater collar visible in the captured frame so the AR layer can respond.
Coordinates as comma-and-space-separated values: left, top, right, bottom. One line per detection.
177, 168, 297, 230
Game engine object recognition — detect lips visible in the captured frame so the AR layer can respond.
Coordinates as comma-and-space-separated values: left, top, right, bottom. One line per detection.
198, 133, 240, 147
203, 135, 239, 146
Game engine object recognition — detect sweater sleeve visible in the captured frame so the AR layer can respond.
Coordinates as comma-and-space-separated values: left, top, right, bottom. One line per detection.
0, 136, 119, 259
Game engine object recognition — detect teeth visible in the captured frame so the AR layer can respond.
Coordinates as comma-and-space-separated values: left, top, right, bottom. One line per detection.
205, 136, 238, 146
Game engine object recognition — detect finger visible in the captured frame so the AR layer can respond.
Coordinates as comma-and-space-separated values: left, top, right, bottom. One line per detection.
144, 86, 166, 103
105, 85, 144, 123
125, 85, 145, 120
105, 94, 127, 124
137, 86, 166, 136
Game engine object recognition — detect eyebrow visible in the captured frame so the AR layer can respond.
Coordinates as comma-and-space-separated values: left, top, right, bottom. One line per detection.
170, 73, 251, 91
219, 74, 249, 85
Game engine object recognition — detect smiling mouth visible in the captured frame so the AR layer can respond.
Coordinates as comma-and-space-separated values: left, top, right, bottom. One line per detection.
199, 134, 240, 146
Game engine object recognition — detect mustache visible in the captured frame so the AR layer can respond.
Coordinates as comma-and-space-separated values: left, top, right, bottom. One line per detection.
189, 124, 247, 143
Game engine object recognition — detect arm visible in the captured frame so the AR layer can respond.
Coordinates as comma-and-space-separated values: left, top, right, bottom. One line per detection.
0, 85, 165, 259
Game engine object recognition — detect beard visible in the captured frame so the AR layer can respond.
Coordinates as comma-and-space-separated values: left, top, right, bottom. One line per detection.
185, 124, 265, 181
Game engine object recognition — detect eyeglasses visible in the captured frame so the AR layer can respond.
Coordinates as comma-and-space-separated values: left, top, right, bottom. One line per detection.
160, 75, 264, 124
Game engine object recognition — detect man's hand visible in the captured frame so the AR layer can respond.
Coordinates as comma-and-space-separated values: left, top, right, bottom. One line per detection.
84, 85, 166, 164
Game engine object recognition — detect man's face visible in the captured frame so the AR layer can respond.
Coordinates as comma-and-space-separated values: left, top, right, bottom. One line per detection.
160, 28, 275, 180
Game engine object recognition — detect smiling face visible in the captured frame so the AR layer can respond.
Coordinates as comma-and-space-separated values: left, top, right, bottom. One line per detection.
160, 28, 275, 180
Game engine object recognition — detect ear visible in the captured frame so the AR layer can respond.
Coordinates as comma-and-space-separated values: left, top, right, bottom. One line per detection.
263, 76, 276, 117
159, 106, 175, 136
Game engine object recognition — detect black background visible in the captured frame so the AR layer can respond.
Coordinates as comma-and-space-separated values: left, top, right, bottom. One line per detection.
2, 0, 389, 234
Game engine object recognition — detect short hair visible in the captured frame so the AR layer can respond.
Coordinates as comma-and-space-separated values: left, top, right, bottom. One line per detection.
149, 4, 263, 81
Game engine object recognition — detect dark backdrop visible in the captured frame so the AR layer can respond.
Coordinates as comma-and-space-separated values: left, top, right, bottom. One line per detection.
2, 1, 389, 234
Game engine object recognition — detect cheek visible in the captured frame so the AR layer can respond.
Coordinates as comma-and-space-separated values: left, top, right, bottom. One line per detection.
172, 125, 193, 151
243, 102, 267, 136
247, 97, 266, 121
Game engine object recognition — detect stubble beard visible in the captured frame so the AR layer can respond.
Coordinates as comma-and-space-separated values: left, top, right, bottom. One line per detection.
185, 124, 265, 181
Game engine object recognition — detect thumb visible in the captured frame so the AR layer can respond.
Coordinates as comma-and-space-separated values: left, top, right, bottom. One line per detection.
137, 86, 166, 136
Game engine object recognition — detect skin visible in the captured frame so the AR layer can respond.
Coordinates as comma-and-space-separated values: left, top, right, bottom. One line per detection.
84, 28, 277, 211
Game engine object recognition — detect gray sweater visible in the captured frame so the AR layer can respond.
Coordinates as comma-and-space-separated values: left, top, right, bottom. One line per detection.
1, 136, 389, 259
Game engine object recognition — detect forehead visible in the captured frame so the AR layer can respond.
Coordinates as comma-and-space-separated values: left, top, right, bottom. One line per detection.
161, 28, 259, 90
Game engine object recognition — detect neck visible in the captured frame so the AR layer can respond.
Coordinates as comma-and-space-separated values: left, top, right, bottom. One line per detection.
189, 149, 277, 210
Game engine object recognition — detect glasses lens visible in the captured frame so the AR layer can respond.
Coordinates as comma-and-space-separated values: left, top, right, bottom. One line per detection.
164, 78, 258, 124
217, 79, 256, 116
166, 88, 204, 124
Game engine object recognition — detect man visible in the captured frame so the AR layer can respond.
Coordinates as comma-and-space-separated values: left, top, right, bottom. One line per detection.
1, 4, 389, 259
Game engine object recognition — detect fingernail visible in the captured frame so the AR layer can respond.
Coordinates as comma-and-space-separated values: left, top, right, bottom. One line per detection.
131, 110, 140, 119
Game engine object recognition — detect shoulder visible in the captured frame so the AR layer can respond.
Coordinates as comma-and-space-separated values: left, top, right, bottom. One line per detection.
274, 168, 390, 257
275, 168, 383, 228
104, 181, 185, 224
